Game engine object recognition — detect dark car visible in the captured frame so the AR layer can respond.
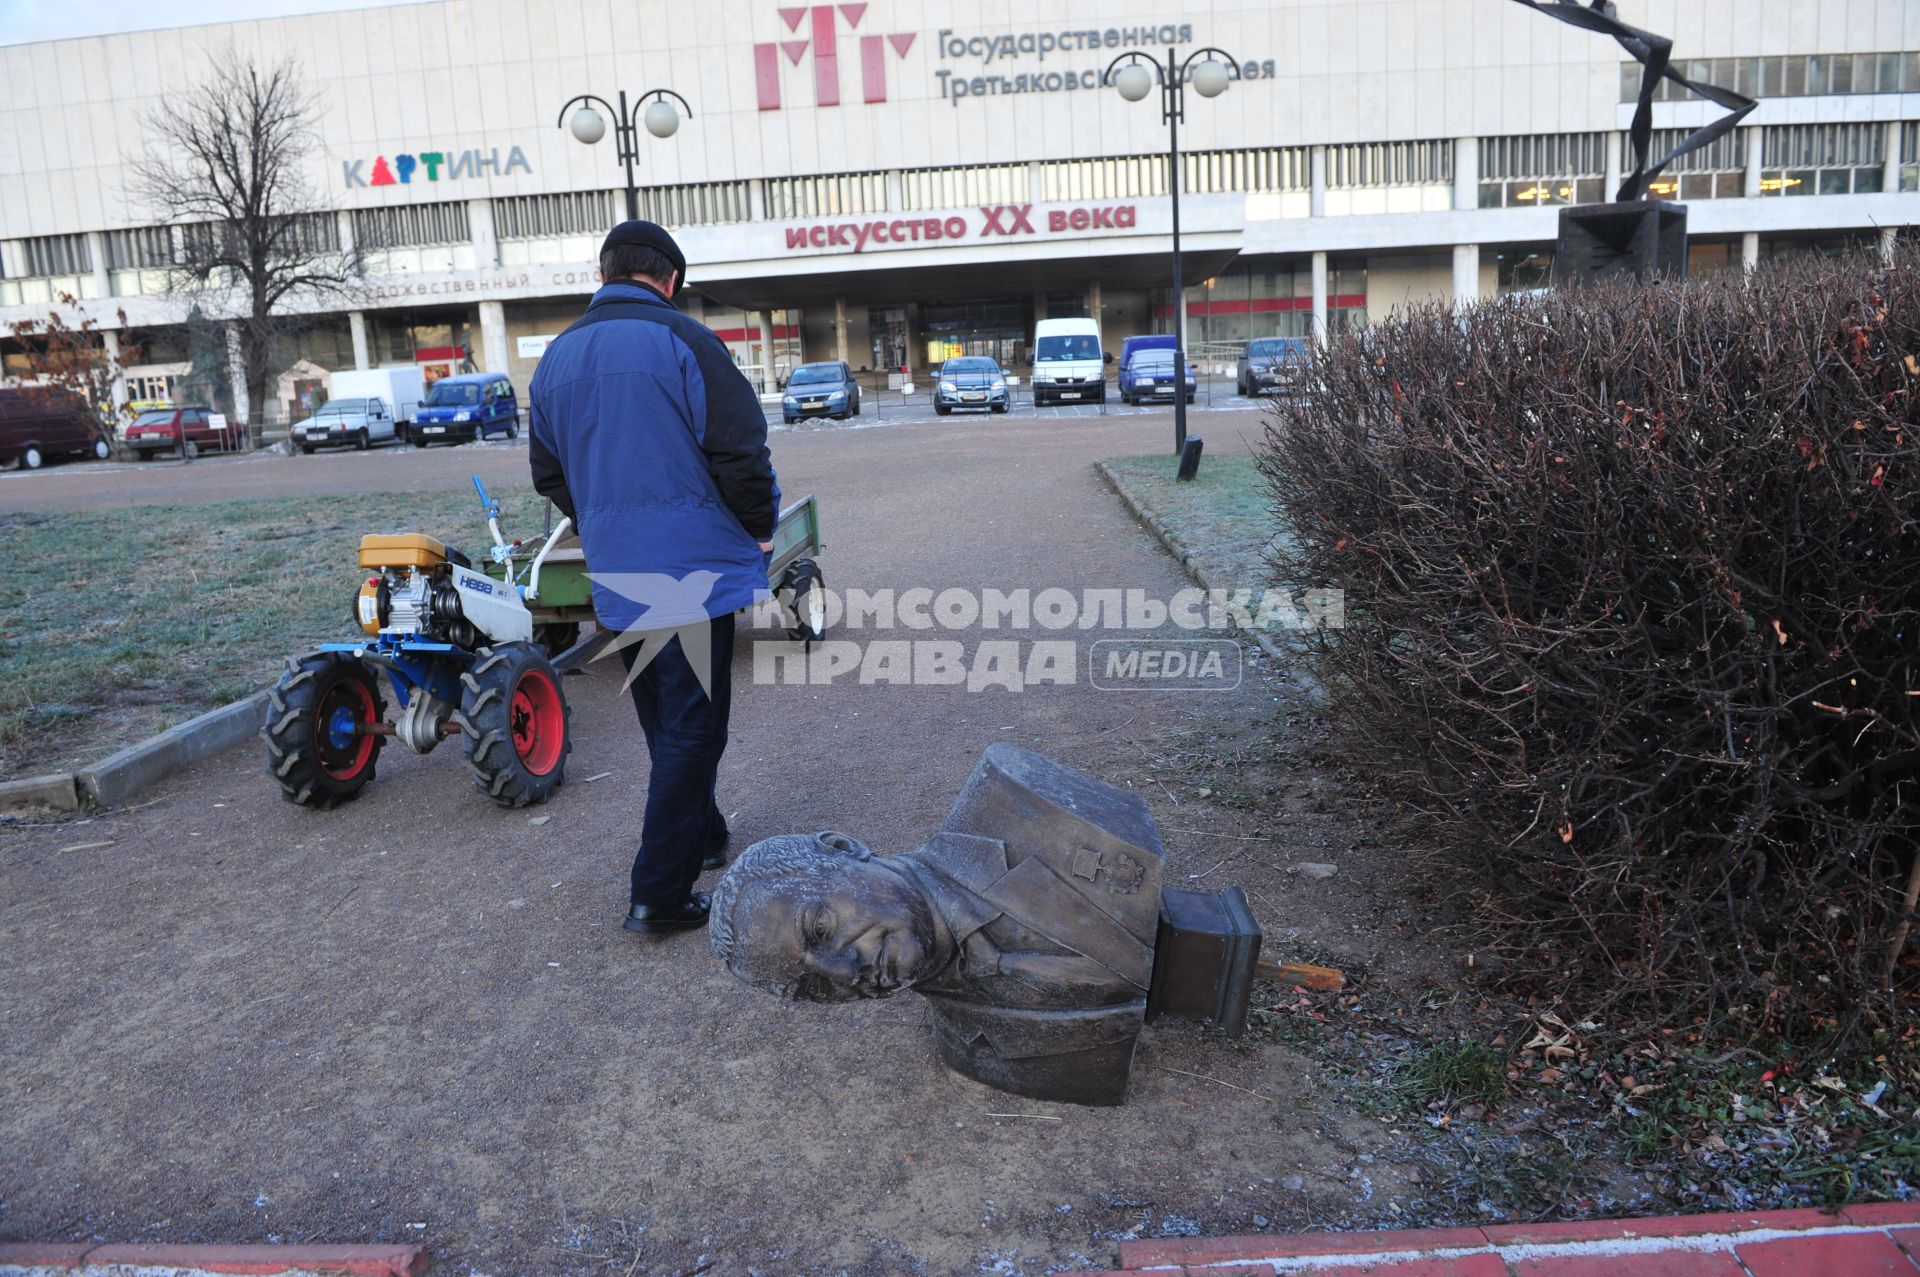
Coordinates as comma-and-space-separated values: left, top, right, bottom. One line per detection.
1237, 337, 1310, 397
1117, 349, 1196, 405
0, 387, 112, 470
933, 356, 1009, 415
125, 405, 244, 459
781, 361, 860, 423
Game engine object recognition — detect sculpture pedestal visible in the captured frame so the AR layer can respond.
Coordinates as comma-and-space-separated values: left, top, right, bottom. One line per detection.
1554, 200, 1689, 286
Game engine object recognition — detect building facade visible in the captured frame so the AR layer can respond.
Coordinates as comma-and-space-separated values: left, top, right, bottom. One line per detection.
2, 0, 1917, 420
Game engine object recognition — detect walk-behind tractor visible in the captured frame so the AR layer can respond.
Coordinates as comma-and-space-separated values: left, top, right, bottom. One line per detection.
265, 478, 827, 811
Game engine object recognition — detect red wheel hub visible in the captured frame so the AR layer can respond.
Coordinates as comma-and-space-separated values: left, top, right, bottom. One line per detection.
316, 674, 377, 781
509, 667, 565, 776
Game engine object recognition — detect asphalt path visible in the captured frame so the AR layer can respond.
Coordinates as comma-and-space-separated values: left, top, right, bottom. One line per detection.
0, 404, 1358, 1277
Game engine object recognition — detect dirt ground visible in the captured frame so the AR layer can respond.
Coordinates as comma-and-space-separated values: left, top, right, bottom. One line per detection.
4, 407, 1576, 1276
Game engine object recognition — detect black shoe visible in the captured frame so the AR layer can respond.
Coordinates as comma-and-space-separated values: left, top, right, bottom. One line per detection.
623, 892, 711, 936
703, 833, 731, 871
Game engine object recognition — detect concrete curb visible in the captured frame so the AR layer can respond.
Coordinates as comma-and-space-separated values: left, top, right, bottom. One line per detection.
1093, 458, 1292, 671
0, 772, 81, 812
73, 691, 269, 809
0, 1241, 426, 1276
1080, 1201, 1920, 1275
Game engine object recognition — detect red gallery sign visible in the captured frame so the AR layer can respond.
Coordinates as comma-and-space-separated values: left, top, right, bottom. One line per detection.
783, 203, 1138, 253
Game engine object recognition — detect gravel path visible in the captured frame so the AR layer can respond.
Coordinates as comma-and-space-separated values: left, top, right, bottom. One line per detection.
1, 410, 1429, 1277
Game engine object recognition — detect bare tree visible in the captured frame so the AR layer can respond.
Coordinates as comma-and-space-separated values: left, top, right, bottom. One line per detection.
129, 53, 361, 426
6, 299, 139, 438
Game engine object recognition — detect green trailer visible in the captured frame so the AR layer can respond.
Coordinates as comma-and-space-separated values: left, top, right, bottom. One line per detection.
481, 493, 827, 667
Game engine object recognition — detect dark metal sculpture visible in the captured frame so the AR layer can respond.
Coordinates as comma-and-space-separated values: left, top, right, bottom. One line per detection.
1511, 1, 1756, 203
1513, 2, 1759, 284
710, 744, 1260, 1106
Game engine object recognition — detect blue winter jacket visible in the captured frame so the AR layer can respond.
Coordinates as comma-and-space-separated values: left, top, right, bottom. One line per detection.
528, 281, 779, 632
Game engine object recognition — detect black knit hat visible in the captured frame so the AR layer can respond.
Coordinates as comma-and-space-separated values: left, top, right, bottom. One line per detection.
600, 219, 687, 295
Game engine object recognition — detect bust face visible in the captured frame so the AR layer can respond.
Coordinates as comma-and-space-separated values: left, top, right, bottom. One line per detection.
717, 834, 942, 1003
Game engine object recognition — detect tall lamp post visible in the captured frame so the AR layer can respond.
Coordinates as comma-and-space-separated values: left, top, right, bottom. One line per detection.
1104, 47, 1240, 456
556, 88, 694, 221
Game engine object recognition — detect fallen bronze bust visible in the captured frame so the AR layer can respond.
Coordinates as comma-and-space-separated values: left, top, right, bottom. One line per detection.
710, 743, 1279, 1106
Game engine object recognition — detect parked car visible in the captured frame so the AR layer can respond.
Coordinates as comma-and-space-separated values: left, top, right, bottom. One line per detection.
1237, 337, 1310, 397
125, 404, 243, 460
1119, 333, 1177, 368
1116, 335, 1179, 403
329, 367, 427, 439
1030, 317, 1108, 405
1118, 349, 1196, 405
410, 373, 520, 445
781, 362, 860, 422
297, 397, 398, 452
934, 356, 1009, 415
0, 386, 112, 470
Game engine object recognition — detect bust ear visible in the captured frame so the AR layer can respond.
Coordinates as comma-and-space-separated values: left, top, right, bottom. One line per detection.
815, 831, 873, 861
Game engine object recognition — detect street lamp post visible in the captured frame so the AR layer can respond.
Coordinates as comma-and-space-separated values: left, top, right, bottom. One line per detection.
1104, 47, 1239, 456
556, 88, 694, 221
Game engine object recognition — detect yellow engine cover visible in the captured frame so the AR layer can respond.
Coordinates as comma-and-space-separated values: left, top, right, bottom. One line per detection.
358, 533, 448, 569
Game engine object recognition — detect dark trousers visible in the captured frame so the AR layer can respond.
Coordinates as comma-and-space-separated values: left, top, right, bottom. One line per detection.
618, 612, 735, 908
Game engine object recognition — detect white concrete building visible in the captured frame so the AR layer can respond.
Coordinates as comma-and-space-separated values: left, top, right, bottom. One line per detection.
1, 0, 1916, 420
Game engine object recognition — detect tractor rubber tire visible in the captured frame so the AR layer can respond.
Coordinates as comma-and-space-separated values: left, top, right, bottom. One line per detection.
534, 622, 581, 662
780, 558, 828, 645
454, 642, 570, 807
263, 652, 385, 808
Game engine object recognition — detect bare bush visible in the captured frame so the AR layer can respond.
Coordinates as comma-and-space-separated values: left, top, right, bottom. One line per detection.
1260, 247, 1920, 1057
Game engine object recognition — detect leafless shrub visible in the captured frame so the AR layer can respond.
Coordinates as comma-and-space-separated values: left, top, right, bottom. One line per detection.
1260, 247, 1920, 1057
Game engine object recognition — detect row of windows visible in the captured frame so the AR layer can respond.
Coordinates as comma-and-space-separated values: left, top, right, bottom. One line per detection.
493, 184, 752, 239
764, 171, 889, 220
1479, 133, 1606, 181
1479, 123, 1903, 205
1622, 51, 1920, 103
902, 164, 1027, 211
2, 125, 1909, 284
494, 190, 613, 240
353, 203, 470, 250
2, 233, 92, 279
1325, 140, 1452, 188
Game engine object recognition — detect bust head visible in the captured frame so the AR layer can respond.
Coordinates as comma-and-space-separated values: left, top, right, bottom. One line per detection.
710, 832, 945, 1003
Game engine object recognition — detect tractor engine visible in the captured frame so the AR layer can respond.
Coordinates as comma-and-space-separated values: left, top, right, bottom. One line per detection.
354, 533, 534, 651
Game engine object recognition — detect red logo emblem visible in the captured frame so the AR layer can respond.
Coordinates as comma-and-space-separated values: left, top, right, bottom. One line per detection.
755, 4, 916, 110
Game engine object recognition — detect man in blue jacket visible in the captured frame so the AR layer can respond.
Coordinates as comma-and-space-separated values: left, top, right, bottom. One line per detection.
529, 220, 780, 938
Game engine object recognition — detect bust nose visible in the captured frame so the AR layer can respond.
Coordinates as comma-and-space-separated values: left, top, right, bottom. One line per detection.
803, 945, 863, 989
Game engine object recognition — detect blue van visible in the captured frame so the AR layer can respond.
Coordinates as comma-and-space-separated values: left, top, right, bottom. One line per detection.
410, 373, 519, 445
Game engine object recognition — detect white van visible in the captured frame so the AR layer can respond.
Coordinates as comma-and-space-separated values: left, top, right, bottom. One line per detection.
1030, 317, 1108, 405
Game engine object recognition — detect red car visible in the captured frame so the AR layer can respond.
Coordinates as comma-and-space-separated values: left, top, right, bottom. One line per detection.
125, 405, 244, 460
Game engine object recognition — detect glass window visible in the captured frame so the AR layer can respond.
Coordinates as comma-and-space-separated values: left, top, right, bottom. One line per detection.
425, 382, 481, 406
1784, 55, 1807, 96
1876, 52, 1903, 94
788, 364, 844, 385
1830, 54, 1853, 95
1760, 57, 1784, 97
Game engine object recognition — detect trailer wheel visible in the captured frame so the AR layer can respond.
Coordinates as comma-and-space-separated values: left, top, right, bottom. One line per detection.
263, 652, 385, 808
780, 558, 827, 645
454, 641, 570, 807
